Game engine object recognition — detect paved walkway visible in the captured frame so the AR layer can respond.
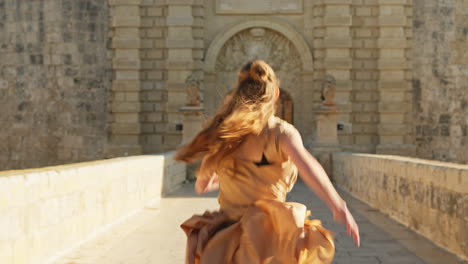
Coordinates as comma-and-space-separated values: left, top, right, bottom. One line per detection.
54, 182, 466, 264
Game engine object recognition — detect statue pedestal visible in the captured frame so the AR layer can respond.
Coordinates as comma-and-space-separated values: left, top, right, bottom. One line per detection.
179, 106, 205, 145
311, 105, 341, 181
179, 106, 205, 180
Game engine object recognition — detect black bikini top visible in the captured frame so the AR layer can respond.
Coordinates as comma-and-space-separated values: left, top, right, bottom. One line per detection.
254, 153, 271, 167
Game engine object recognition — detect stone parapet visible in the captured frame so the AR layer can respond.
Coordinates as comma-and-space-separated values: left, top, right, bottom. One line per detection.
333, 152, 468, 260
0, 152, 185, 264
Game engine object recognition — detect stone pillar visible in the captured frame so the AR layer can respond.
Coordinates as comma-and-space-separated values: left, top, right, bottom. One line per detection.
163, 0, 203, 151
322, 0, 353, 147
376, 0, 415, 155
180, 106, 204, 180
311, 107, 341, 179
180, 106, 204, 145
311, 81, 341, 179
139, 1, 167, 154
107, 0, 143, 157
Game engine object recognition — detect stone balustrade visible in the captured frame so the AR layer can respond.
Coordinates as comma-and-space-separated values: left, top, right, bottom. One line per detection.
332, 152, 467, 260
0, 152, 186, 264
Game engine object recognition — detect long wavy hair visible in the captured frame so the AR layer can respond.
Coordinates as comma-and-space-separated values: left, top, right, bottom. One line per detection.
174, 60, 280, 173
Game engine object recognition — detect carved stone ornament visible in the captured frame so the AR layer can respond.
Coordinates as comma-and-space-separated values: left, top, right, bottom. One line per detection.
321, 74, 337, 106
185, 74, 202, 106
215, 27, 302, 73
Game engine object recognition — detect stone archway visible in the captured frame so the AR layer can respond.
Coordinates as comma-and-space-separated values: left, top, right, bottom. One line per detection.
204, 18, 313, 72
203, 18, 315, 143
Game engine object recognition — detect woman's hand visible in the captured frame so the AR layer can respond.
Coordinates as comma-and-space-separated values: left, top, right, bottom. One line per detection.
333, 202, 360, 247
194, 173, 219, 194
194, 155, 220, 194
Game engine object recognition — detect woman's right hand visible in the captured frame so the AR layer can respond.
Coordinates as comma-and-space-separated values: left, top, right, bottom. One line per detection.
332, 202, 360, 247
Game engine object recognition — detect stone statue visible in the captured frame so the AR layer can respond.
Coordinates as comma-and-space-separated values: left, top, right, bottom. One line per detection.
321, 74, 337, 106
185, 74, 202, 106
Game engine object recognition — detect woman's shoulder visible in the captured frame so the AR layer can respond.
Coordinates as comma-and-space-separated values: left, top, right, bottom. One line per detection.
270, 117, 299, 137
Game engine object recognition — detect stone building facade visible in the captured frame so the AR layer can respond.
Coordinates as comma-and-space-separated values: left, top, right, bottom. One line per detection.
0, 0, 467, 170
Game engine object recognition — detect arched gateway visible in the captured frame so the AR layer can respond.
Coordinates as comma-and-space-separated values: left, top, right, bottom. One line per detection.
204, 18, 315, 144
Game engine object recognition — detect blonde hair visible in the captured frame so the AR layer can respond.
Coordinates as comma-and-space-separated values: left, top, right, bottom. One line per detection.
174, 60, 279, 173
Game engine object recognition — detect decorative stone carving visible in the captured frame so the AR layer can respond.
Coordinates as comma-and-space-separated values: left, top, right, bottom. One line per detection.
185, 74, 202, 106
215, 28, 302, 73
321, 74, 337, 106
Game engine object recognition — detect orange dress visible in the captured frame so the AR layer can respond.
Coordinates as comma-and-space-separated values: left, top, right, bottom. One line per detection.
181, 118, 335, 264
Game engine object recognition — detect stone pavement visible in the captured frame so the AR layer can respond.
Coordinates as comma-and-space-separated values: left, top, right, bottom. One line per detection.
54, 182, 467, 264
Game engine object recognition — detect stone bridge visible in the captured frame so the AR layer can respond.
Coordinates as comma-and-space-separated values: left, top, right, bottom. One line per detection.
0, 153, 466, 264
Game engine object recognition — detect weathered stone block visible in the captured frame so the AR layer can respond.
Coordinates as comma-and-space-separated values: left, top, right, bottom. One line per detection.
113, 80, 140, 91
379, 70, 405, 81
113, 58, 141, 70
378, 102, 408, 113
380, 135, 405, 144
378, 0, 408, 5
354, 28, 373, 38
324, 58, 352, 69
378, 58, 408, 70
355, 135, 373, 145
60, 136, 84, 148
323, 16, 352, 26
377, 38, 407, 48
325, 5, 351, 16
109, 0, 141, 6
378, 123, 407, 135
111, 123, 141, 134
114, 113, 140, 123
354, 49, 374, 59
380, 113, 405, 123
147, 7, 163, 16
145, 28, 164, 38
379, 28, 404, 38
379, 90, 406, 102
111, 102, 141, 113
116, 71, 140, 80
113, 6, 140, 17
324, 37, 352, 48
112, 16, 141, 27
112, 38, 141, 49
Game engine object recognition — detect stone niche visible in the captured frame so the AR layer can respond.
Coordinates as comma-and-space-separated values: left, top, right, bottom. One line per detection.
216, 0, 303, 14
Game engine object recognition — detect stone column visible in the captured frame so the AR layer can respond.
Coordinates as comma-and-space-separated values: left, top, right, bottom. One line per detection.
107, 0, 143, 157
322, 0, 353, 147
376, 0, 415, 155
163, 0, 202, 151
180, 106, 204, 180
312, 105, 341, 179
311, 74, 341, 179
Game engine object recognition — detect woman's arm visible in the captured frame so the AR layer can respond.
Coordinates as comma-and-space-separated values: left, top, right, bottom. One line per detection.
280, 126, 360, 247
194, 156, 219, 194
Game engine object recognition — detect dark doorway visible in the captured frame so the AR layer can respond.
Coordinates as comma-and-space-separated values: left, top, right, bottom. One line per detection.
276, 89, 293, 124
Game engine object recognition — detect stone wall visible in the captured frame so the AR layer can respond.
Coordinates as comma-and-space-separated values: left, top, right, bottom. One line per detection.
0, 152, 185, 264
412, 0, 468, 163
2, 0, 468, 169
107, 0, 205, 156
0, 0, 112, 170
333, 152, 468, 259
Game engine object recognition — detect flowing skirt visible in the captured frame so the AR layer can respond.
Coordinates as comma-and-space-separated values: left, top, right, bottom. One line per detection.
181, 199, 335, 264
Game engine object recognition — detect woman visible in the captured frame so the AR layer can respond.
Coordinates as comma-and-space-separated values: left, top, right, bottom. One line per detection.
175, 60, 360, 263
